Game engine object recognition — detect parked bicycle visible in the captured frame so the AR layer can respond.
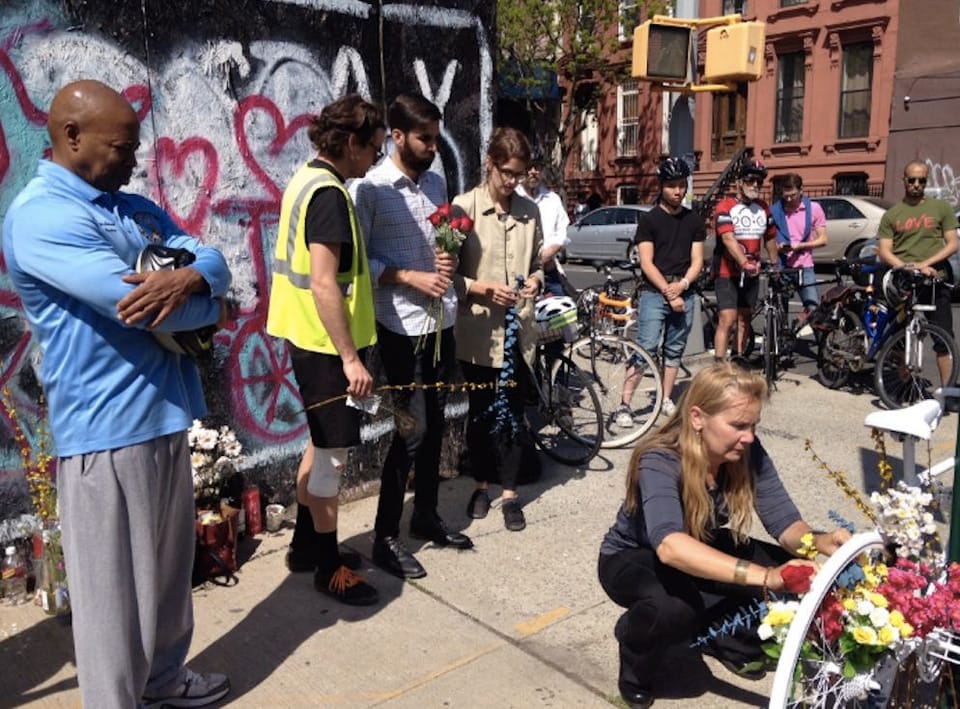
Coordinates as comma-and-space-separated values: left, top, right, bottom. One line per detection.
815, 262, 959, 409
570, 260, 664, 448
525, 295, 605, 465
754, 264, 808, 387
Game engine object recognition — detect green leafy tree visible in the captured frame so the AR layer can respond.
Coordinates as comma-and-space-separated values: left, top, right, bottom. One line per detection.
497, 0, 673, 183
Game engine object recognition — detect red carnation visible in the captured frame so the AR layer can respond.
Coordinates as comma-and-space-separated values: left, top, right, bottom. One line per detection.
781, 564, 816, 594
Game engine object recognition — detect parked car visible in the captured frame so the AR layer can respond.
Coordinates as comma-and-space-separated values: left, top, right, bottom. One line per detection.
810, 195, 892, 265
562, 205, 653, 263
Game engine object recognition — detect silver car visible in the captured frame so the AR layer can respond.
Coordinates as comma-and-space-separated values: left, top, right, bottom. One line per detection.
811, 195, 892, 264
563, 205, 653, 263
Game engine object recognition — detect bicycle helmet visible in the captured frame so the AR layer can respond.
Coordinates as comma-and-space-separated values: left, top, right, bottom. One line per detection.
739, 158, 768, 181
534, 296, 579, 342
881, 268, 914, 307
657, 157, 691, 182
136, 244, 217, 360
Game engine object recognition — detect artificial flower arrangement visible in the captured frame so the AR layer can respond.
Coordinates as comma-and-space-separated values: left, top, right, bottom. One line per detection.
1, 389, 69, 615
417, 203, 472, 364
188, 419, 243, 505
754, 437, 960, 706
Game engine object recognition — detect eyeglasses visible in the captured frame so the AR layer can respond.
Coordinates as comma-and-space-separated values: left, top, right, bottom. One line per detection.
741, 176, 763, 185
905, 177, 927, 185
496, 165, 524, 182
782, 191, 802, 199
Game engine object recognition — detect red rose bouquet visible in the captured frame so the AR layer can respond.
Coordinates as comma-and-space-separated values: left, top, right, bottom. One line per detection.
418, 203, 472, 363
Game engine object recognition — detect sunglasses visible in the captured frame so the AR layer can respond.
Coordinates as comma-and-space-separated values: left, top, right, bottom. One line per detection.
905, 177, 927, 186
741, 176, 763, 185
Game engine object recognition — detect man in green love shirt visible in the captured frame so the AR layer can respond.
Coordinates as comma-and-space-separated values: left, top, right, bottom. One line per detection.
877, 160, 958, 385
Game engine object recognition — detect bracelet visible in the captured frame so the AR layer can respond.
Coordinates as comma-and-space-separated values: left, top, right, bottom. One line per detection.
762, 567, 771, 601
733, 558, 750, 585
680, 277, 690, 290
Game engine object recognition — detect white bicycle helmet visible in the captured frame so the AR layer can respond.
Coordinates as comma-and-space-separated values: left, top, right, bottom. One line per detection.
534, 296, 579, 342
881, 268, 913, 307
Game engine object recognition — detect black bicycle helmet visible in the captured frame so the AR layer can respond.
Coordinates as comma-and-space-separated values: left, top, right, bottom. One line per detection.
529, 145, 545, 167
739, 158, 768, 180
657, 157, 691, 182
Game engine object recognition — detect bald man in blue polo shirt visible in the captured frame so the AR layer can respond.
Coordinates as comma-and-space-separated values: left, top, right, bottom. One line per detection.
3, 80, 231, 709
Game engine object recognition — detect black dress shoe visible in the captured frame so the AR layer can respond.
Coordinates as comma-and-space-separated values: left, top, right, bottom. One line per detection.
372, 536, 427, 579
409, 514, 474, 549
619, 686, 654, 709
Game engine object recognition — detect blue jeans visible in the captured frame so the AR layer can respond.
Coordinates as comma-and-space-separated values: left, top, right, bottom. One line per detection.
633, 289, 694, 369
785, 266, 818, 312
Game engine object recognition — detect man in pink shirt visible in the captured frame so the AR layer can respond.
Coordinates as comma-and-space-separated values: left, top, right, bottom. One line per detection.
770, 173, 828, 319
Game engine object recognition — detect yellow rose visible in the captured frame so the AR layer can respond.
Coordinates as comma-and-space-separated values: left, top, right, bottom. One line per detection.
852, 626, 878, 645
889, 610, 905, 628
901, 623, 914, 639
867, 592, 888, 608
878, 625, 899, 645
843, 598, 857, 611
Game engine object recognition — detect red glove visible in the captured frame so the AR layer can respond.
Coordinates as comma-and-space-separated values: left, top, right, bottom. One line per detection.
781, 564, 816, 594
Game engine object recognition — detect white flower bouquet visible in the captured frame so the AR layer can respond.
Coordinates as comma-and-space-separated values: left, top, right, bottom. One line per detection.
188, 419, 243, 504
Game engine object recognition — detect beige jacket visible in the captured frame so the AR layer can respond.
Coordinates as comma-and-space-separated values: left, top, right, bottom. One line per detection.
452, 185, 544, 368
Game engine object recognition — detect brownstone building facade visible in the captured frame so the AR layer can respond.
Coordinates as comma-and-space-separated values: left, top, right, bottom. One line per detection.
564, 0, 901, 210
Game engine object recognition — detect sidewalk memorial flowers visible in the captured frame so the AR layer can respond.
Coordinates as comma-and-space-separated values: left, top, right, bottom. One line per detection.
188, 419, 243, 507
754, 437, 960, 705
417, 203, 472, 364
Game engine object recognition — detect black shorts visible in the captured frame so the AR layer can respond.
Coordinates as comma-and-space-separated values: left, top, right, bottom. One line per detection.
715, 275, 759, 311
289, 344, 366, 448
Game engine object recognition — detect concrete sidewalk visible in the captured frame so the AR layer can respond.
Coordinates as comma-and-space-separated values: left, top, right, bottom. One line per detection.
1, 363, 956, 708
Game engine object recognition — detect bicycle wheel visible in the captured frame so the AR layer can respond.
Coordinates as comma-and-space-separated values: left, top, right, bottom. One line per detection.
569, 334, 663, 448
524, 353, 603, 465
874, 322, 959, 409
816, 309, 865, 390
769, 532, 890, 708
764, 307, 777, 387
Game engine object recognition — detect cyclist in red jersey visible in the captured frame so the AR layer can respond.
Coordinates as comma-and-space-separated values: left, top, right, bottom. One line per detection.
712, 159, 778, 364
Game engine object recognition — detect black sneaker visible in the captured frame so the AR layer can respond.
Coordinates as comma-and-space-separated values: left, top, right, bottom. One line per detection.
502, 499, 526, 531
372, 536, 427, 579
314, 565, 379, 605
466, 489, 491, 519
143, 668, 230, 707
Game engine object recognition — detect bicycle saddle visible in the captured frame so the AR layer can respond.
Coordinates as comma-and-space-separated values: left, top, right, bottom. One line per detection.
864, 398, 942, 440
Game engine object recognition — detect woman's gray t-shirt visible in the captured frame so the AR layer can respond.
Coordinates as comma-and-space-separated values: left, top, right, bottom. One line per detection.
599, 439, 801, 556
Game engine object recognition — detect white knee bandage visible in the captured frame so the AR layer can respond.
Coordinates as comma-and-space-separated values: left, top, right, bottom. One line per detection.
306, 447, 348, 497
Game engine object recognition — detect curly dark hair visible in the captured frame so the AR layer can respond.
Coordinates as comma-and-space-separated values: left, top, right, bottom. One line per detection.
307, 94, 385, 159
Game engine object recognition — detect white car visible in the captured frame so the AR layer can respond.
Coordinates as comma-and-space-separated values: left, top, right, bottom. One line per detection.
811, 195, 892, 264
563, 205, 653, 263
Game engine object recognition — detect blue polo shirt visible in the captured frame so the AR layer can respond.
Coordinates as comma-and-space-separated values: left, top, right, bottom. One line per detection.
2, 160, 231, 456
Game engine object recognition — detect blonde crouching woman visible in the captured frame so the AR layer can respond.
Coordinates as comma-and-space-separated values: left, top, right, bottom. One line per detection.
597, 363, 850, 709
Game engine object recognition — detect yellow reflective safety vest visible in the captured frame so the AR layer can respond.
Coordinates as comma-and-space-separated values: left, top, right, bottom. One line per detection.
266, 163, 376, 354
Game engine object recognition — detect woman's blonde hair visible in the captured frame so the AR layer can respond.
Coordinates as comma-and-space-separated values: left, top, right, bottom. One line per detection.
625, 362, 767, 544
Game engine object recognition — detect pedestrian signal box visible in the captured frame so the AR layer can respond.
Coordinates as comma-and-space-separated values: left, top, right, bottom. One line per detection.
704, 22, 764, 83
632, 21, 692, 83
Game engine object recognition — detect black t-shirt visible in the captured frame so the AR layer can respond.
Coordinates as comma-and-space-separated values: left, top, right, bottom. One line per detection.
634, 205, 706, 278
304, 159, 352, 273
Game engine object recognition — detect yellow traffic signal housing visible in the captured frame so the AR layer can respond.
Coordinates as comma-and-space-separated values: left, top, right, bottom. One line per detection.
632, 21, 692, 83
704, 21, 764, 83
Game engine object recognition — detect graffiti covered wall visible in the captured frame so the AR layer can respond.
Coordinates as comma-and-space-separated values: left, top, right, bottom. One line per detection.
0, 0, 494, 517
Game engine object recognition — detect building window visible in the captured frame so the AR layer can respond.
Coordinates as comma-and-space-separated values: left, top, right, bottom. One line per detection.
619, 1, 639, 41
839, 42, 873, 138
723, 0, 746, 14
775, 52, 804, 143
711, 83, 748, 161
617, 79, 639, 158
617, 185, 639, 205
578, 108, 598, 172
834, 173, 869, 195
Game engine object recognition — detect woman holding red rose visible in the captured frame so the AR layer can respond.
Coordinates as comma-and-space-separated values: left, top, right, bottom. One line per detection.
451, 127, 543, 532
597, 363, 850, 709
